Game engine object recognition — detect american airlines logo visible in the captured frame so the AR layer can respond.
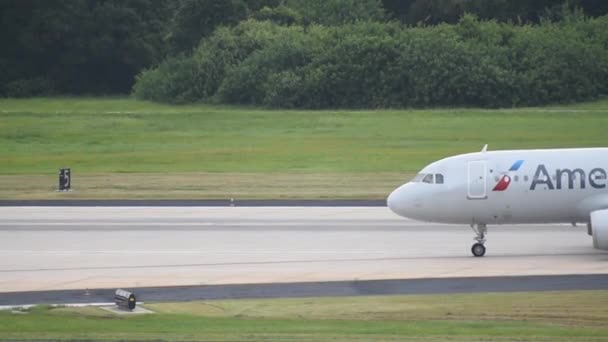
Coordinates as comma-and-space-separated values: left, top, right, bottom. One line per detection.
492, 160, 608, 191
492, 160, 523, 191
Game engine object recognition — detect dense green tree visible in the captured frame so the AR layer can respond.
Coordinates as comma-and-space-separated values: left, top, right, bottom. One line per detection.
381, 0, 608, 24
285, 0, 385, 25
3, 0, 608, 98
253, 5, 302, 26
581, 0, 608, 16
166, 0, 246, 54
0, 0, 172, 95
165, 0, 285, 54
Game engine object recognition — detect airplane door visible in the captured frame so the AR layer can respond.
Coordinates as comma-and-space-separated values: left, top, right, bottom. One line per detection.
467, 160, 487, 200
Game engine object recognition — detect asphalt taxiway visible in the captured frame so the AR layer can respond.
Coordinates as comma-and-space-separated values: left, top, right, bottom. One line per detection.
3, 274, 608, 306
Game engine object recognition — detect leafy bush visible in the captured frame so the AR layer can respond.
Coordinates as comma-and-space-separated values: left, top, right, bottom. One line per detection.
285, 0, 385, 26
133, 14, 608, 108
133, 57, 200, 103
253, 5, 302, 26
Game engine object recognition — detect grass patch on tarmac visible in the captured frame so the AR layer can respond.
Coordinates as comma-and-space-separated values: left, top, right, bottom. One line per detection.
1, 291, 608, 341
2, 97, 608, 199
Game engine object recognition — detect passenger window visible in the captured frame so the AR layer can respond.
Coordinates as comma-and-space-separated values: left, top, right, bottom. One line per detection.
435, 174, 444, 184
422, 174, 434, 184
514, 175, 519, 182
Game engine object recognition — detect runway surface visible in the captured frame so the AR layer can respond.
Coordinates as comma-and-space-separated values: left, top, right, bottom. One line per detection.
0, 200, 385, 207
1, 207, 607, 296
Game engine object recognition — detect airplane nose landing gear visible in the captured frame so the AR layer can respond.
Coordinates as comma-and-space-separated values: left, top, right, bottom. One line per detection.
471, 242, 486, 257
470, 223, 487, 257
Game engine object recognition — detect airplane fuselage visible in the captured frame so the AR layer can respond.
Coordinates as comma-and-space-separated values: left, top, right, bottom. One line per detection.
387, 148, 608, 225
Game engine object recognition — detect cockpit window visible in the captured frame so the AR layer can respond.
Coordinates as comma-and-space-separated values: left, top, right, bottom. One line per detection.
422, 174, 434, 184
412, 173, 426, 182
412, 173, 444, 184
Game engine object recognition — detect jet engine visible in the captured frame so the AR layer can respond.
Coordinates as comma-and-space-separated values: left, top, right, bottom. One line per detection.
590, 209, 608, 250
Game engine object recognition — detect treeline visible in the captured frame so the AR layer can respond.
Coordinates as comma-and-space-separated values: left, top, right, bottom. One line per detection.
134, 13, 608, 108
1, 0, 172, 96
2, 0, 608, 104
0, 0, 276, 96
383, 0, 608, 25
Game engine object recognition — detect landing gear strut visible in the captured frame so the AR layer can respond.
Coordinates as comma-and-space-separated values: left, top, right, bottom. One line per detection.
470, 223, 487, 257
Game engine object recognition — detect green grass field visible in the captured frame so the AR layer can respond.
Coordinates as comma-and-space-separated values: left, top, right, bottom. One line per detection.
2, 97, 608, 199
2, 291, 608, 341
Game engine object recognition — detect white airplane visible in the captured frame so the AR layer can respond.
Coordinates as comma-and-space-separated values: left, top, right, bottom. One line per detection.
387, 145, 608, 257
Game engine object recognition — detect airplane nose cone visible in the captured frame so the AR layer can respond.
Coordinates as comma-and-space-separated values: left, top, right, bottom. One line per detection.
387, 188, 399, 214
387, 184, 410, 217
387, 182, 425, 219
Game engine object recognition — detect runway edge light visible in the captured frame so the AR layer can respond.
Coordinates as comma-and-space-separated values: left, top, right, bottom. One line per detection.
114, 289, 136, 311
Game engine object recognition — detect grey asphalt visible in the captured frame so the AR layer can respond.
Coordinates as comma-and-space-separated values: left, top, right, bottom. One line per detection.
2, 274, 608, 306
1, 206, 607, 306
0, 199, 385, 207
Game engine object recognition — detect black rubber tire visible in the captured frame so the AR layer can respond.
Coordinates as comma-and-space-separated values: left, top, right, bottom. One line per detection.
471, 243, 486, 257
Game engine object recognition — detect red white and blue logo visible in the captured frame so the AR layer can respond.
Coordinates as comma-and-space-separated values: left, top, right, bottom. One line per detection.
492, 160, 524, 191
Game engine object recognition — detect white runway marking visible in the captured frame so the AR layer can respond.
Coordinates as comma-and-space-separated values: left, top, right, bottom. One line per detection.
0, 207, 606, 292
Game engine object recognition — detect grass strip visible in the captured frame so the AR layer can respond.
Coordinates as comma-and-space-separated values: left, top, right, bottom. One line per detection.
1, 291, 607, 341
